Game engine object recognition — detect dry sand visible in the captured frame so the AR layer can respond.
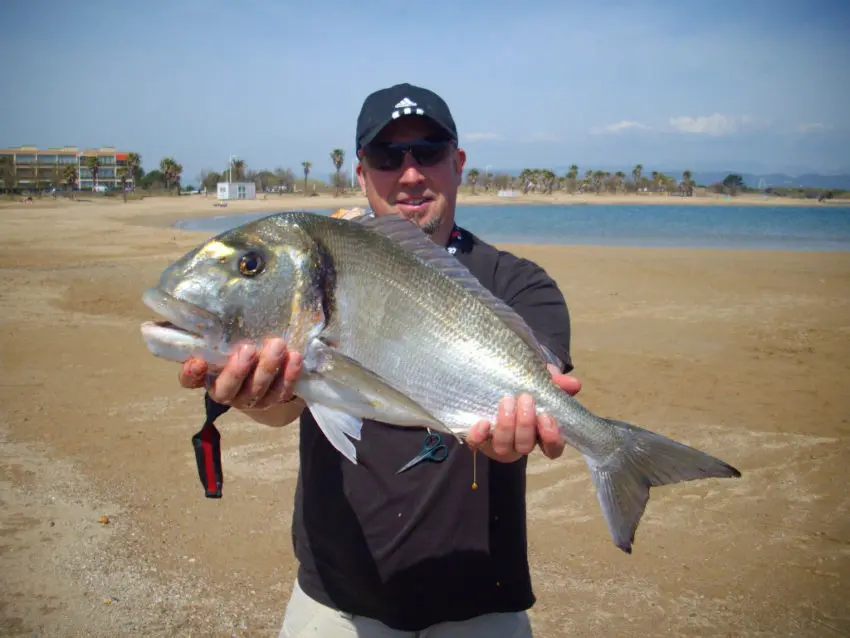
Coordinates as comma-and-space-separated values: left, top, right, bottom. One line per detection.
1, 194, 848, 637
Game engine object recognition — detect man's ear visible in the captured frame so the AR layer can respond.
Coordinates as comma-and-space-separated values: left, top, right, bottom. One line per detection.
356, 162, 367, 194
456, 148, 467, 173
454, 148, 467, 186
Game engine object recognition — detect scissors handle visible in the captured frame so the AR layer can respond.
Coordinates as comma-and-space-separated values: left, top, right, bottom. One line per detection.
427, 445, 448, 462
423, 432, 442, 449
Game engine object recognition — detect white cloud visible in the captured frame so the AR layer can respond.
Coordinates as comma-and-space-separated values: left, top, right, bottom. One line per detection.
667, 113, 758, 136
525, 131, 561, 142
797, 122, 831, 133
590, 120, 650, 135
463, 132, 502, 141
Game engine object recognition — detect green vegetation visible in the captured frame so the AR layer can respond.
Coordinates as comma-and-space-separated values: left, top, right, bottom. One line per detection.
462, 165, 848, 201
465, 165, 697, 196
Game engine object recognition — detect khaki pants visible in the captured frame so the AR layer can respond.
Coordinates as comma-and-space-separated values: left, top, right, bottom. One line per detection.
279, 577, 533, 638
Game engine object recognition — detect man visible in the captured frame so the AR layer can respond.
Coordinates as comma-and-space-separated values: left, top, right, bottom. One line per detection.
179, 83, 581, 637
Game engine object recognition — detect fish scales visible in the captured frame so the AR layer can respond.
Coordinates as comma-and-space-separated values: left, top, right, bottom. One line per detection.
299, 213, 574, 437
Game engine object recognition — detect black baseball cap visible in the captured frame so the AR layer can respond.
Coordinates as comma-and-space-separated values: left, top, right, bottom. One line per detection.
355, 83, 458, 151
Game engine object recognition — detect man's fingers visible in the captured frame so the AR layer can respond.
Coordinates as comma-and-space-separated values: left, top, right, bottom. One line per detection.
538, 414, 565, 459
280, 351, 302, 395
234, 338, 287, 407
209, 344, 256, 403
466, 420, 491, 447
552, 372, 582, 396
264, 349, 304, 407
514, 394, 537, 455
179, 358, 208, 389
491, 396, 517, 456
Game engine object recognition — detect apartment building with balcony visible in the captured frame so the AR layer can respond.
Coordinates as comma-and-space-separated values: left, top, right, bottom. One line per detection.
0, 146, 134, 191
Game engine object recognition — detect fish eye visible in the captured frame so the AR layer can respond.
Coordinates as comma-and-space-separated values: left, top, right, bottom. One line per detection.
238, 251, 264, 277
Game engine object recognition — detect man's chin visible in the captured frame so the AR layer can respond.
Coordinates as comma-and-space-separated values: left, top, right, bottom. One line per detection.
419, 217, 441, 235
408, 211, 441, 235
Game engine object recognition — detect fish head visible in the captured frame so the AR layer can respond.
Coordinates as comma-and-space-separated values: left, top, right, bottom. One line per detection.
140, 214, 330, 368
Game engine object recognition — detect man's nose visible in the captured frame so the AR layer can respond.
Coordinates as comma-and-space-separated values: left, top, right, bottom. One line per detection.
398, 153, 426, 184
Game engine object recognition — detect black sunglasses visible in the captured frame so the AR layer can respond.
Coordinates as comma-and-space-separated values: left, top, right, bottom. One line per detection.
360, 138, 454, 171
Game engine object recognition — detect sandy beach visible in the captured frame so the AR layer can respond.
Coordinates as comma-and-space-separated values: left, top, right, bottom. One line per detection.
1, 195, 848, 637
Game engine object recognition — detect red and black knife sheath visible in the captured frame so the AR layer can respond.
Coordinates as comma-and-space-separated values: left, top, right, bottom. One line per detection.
192, 392, 230, 498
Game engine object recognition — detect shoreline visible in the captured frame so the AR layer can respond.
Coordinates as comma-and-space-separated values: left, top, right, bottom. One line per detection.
3, 189, 847, 226
0, 194, 845, 255
101, 193, 848, 255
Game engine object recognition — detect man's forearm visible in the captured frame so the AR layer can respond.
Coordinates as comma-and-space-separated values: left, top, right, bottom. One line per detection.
241, 398, 306, 427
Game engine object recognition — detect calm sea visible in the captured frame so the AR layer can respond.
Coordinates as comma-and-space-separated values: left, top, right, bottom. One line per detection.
173, 203, 850, 252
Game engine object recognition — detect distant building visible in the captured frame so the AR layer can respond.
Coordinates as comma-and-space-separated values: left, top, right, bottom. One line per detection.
216, 181, 256, 200
0, 145, 134, 191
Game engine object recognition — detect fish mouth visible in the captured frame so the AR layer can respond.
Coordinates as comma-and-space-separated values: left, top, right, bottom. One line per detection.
140, 288, 226, 363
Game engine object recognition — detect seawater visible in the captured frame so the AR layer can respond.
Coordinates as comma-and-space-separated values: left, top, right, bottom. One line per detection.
173, 203, 850, 252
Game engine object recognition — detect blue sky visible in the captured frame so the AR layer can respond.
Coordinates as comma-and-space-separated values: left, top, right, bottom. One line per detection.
1, 0, 848, 183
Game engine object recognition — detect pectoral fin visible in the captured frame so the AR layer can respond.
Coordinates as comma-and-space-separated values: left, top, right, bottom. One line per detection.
300, 339, 447, 430
307, 403, 363, 464
294, 339, 455, 463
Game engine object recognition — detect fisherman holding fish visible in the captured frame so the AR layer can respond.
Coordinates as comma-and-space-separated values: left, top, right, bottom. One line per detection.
175, 83, 578, 636
154, 82, 739, 637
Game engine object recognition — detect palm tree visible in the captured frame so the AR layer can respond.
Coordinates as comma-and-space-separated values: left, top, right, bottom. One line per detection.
592, 170, 605, 194
62, 164, 77, 199
652, 172, 669, 194
125, 152, 141, 191
681, 170, 693, 197
566, 164, 578, 193
160, 157, 183, 194
0, 156, 15, 194
466, 168, 480, 194
330, 149, 345, 196
614, 171, 626, 193
518, 169, 533, 194
117, 165, 129, 202
230, 158, 245, 182
540, 169, 557, 194
302, 161, 311, 194
632, 164, 643, 192
84, 156, 100, 192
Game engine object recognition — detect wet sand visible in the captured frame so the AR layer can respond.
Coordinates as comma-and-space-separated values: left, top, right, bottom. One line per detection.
1, 196, 848, 637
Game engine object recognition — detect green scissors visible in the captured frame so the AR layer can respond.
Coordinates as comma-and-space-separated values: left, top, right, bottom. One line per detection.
396, 432, 449, 474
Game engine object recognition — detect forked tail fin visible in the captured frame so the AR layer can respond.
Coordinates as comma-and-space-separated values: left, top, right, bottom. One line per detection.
584, 418, 741, 554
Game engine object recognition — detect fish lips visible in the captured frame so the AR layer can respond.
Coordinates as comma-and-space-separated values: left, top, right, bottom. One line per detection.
140, 287, 225, 360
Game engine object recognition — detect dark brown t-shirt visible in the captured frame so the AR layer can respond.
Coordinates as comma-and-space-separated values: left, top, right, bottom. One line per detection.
291, 226, 572, 631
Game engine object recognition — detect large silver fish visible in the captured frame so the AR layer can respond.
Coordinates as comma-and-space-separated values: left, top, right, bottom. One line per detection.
140, 210, 741, 553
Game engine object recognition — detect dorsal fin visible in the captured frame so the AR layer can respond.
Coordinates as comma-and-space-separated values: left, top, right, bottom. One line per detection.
353, 214, 550, 363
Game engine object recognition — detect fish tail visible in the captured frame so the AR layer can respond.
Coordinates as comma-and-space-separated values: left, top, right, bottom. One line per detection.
582, 418, 741, 554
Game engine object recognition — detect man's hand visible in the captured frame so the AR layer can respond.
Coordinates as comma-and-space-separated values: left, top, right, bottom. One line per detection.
465, 365, 582, 463
178, 337, 302, 411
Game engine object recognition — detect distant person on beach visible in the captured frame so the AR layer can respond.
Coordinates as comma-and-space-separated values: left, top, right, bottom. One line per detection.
178, 82, 581, 637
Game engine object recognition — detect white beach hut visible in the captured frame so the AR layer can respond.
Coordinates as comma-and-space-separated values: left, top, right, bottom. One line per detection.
216, 181, 256, 200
